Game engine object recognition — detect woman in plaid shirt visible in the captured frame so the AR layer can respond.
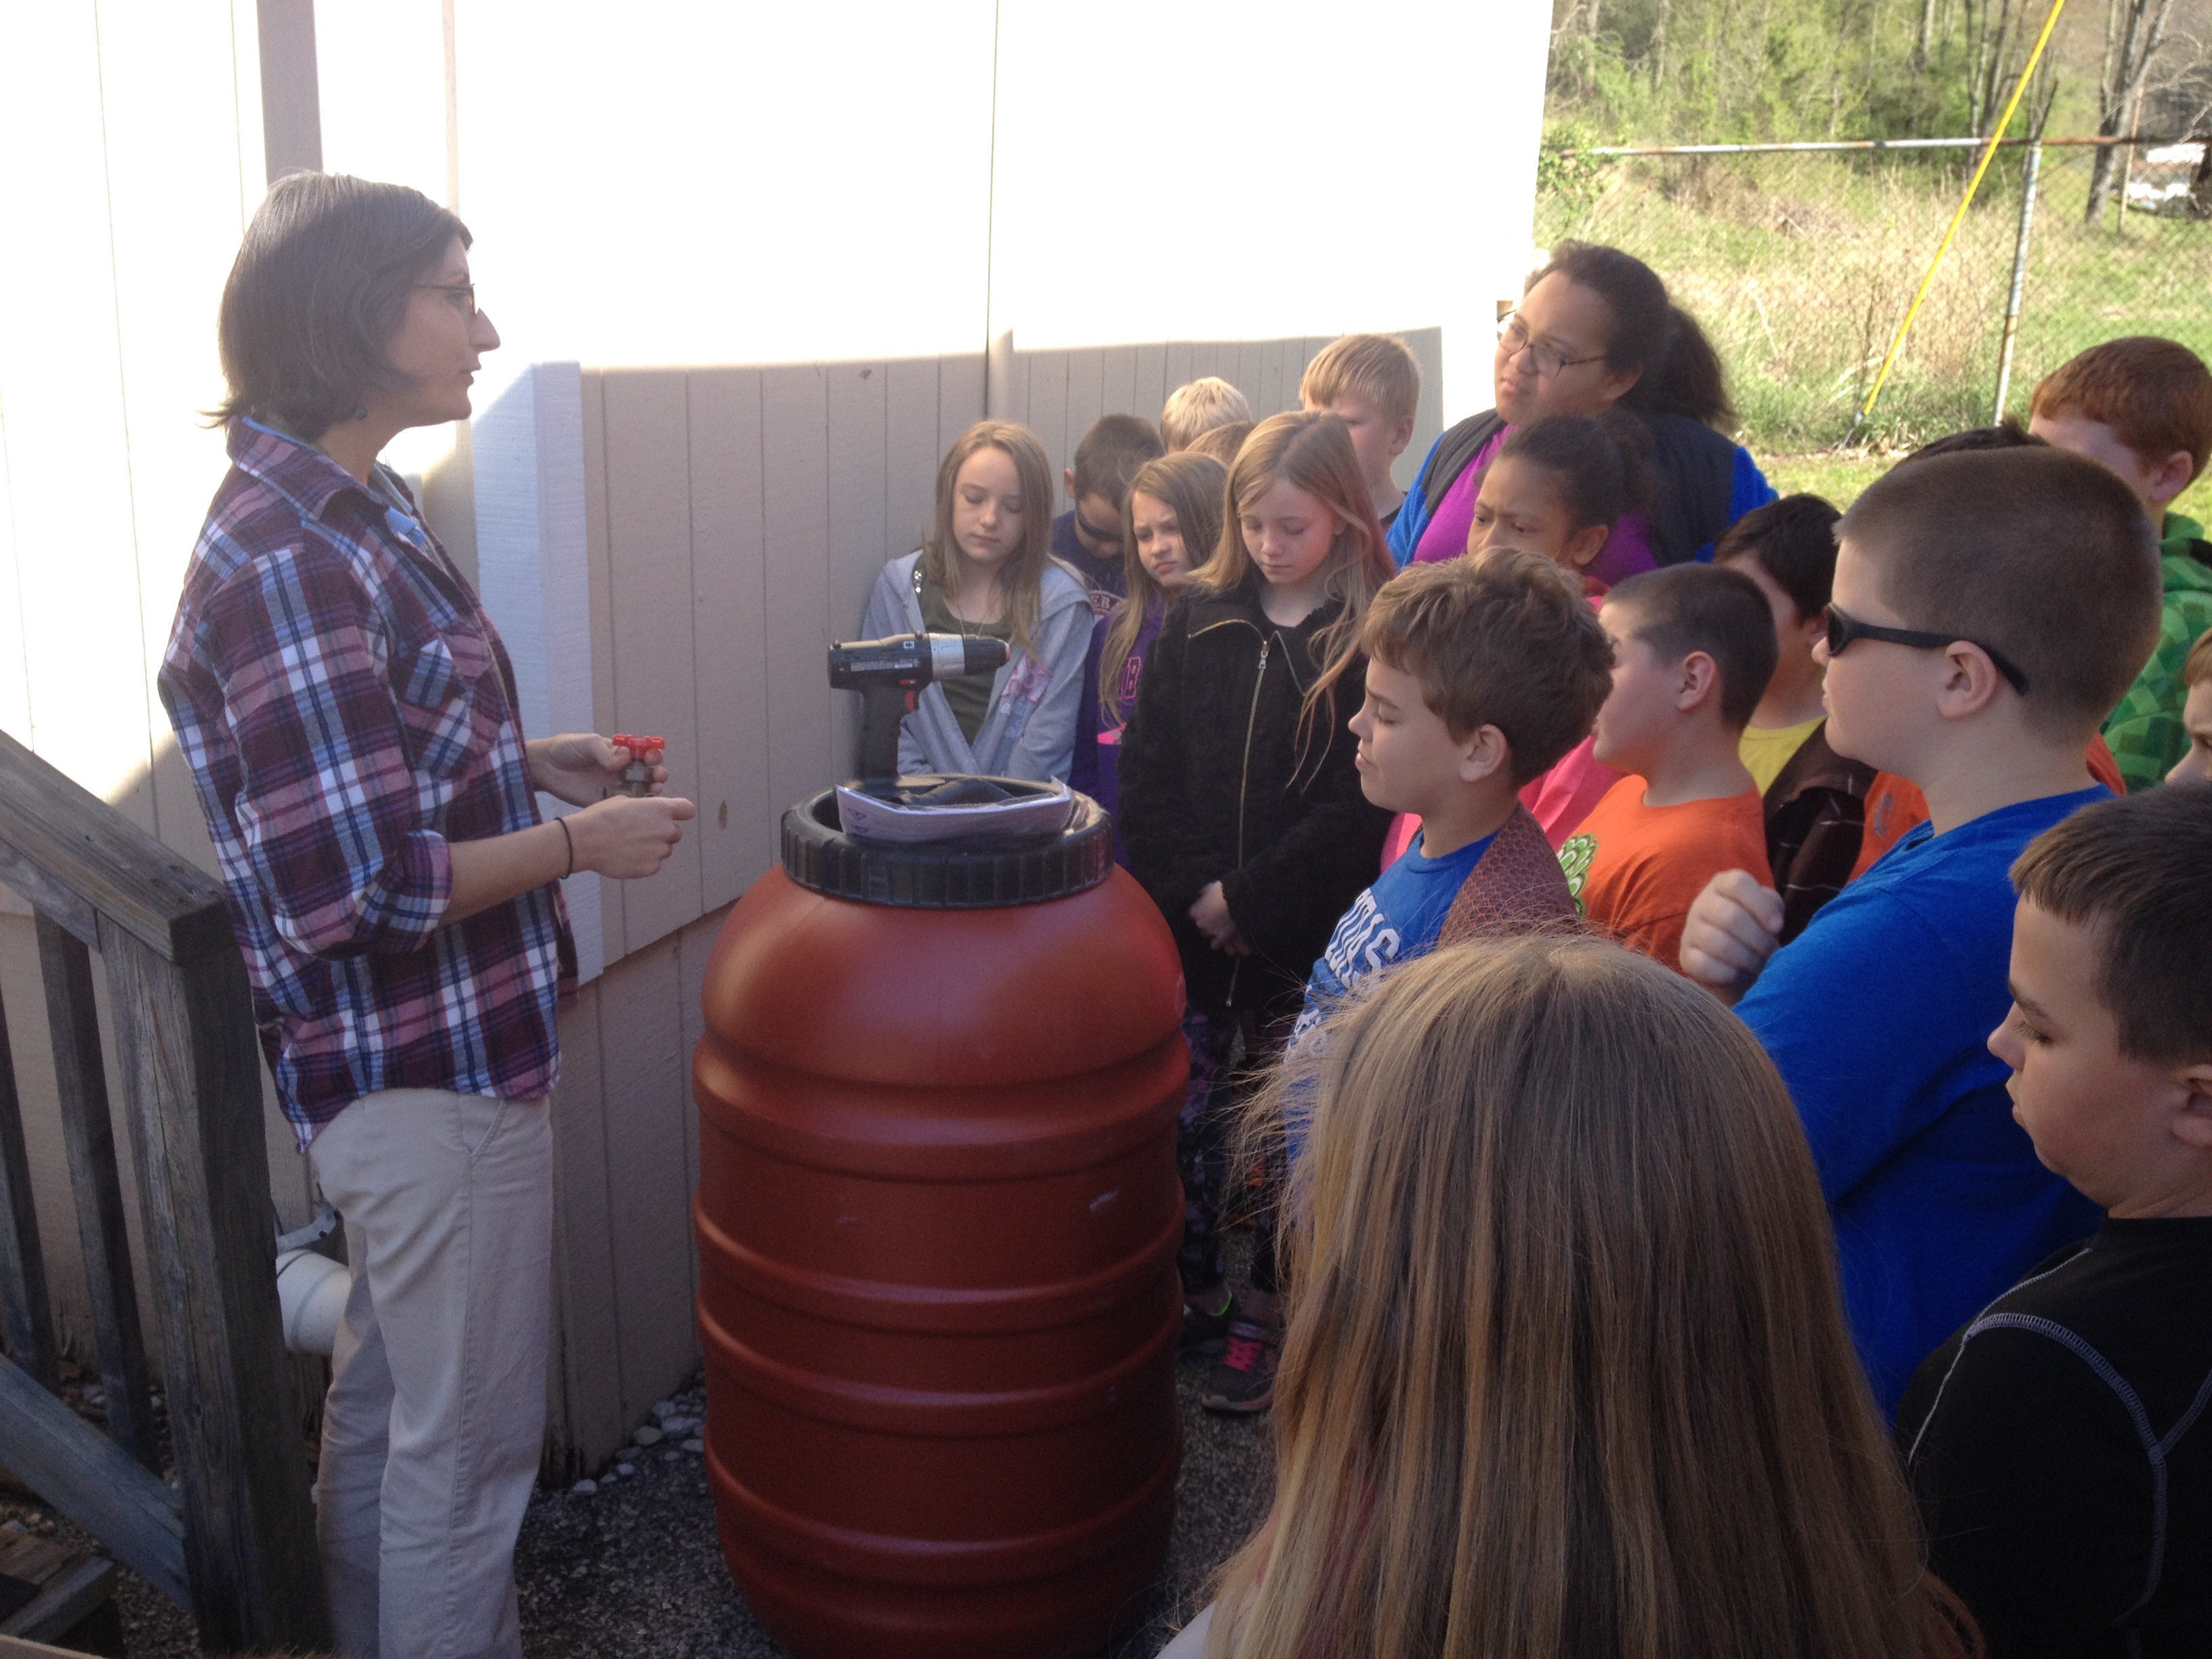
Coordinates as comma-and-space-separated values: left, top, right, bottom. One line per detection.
160, 172, 693, 1659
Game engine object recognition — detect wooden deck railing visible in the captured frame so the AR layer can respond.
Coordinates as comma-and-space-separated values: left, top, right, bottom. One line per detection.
0, 729, 325, 1650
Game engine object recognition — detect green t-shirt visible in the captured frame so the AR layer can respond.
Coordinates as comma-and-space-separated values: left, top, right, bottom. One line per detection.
918, 574, 1012, 747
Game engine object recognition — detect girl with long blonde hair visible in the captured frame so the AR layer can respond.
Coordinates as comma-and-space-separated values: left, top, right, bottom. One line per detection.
1160, 936, 1976, 1659
1115, 411, 1397, 1414
858, 419, 1092, 780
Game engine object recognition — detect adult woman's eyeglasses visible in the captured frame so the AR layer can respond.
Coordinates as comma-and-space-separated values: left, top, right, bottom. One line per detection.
1495, 311, 1606, 380
415, 282, 477, 317
1824, 602, 2030, 694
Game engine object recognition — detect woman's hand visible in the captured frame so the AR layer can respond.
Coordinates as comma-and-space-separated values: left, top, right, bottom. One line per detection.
528, 733, 665, 807
1189, 882, 1252, 956
565, 794, 695, 879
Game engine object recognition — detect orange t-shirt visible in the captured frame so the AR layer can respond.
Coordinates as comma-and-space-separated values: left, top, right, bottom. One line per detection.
1849, 735, 2127, 882
1557, 779, 1772, 973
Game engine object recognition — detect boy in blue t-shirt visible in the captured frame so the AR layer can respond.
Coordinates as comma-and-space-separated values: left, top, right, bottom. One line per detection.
1294, 548, 1614, 1042
1679, 446, 2166, 1416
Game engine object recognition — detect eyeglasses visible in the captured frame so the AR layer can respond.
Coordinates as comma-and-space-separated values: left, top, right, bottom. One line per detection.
1496, 311, 1606, 379
415, 282, 477, 317
1824, 602, 2030, 694
1075, 507, 1124, 550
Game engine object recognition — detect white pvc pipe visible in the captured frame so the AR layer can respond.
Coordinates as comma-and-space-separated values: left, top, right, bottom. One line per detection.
276, 1248, 352, 1356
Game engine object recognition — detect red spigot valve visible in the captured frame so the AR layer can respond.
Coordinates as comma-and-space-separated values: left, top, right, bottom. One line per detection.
613, 735, 663, 798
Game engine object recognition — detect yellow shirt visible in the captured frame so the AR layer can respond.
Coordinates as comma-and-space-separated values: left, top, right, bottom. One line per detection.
1739, 717, 1823, 796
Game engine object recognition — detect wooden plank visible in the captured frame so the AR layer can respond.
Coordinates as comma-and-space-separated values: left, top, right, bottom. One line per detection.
1162, 342, 1193, 414
97, 922, 324, 1647
578, 372, 626, 966
1258, 339, 1288, 419
0, 1534, 115, 1645
546, 985, 624, 1464
1098, 344, 1138, 426
253, 0, 321, 180
826, 362, 890, 784
983, 331, 1019, 427
1240, 342, 1270, 414
0, 981, 55, 1391
0, 1633, 98, 1659
1024, 350, 1070, 508
0, 731, 230, 964
885, 358, 941, 560
686, 368, 772, 908
598, 370, 703, 956
1065, 348, 1105, 467
32, 915, 156, 1469
595, 939, 696, 1427
0, 1353, 179, 1607
939, 350, 987, 447
760, 365, 832, 824
1132, 342, 1166, 431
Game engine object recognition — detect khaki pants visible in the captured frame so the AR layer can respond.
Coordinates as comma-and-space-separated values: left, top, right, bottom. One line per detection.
308, 1088, 552, 1659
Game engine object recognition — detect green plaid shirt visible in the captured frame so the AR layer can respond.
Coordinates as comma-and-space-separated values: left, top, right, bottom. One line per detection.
2103, 512, 2212, 792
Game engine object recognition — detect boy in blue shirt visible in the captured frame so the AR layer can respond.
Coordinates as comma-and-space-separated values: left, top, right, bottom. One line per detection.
1681, 445, 2165, 1416
1296, 549, 1612, 1042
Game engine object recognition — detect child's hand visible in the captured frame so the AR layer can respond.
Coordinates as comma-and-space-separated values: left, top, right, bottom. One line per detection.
1679, 870, 1785, 1005
529, 733, 666, 806
1189, 882, 1253, 956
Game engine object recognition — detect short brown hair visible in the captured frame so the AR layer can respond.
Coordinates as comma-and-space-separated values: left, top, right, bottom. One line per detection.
1300, 334, 1420, 428
215, 171, 469, 436
1185, 419, 1252, 466
1605, 564, 1779, 731
2183, 626, 2212, 688
1068, 413, 1163, 505
2011, 786, 2212, 1064
1837, 447, 2162, 737
2030, 336, 2212, 480
1361, 550, 1615, 782
1160, 377, 1252, 450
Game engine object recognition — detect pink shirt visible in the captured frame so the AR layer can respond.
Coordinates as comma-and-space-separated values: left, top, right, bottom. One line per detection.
1410, 420, 1658, 589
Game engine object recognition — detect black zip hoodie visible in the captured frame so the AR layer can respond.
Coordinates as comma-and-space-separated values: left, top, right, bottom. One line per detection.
1116, 570, 1391, 1017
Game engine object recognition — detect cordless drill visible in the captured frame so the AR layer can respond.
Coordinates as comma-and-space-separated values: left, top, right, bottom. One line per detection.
828, 633, 1010, 793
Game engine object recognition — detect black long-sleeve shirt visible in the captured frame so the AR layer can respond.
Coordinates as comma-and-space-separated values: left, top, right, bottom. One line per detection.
1896, 1216, 2212, 1658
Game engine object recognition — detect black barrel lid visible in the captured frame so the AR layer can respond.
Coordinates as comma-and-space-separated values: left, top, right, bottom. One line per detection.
780, 783, 1115, 908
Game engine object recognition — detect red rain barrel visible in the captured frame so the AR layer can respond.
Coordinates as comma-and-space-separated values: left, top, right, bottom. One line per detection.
693, 789, 1187, 1658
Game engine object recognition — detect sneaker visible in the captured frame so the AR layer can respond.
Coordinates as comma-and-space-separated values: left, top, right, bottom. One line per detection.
1200, 1316, 1279, 1413
1179, 1290, 1236, 1358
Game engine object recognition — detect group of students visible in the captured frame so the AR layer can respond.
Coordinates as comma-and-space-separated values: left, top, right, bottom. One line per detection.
863, 239, 2212, 1658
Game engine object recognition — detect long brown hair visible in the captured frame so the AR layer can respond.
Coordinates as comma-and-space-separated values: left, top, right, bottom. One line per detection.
1194, 411, 1395, 749
1099, 451, 1227, 726
922, 421, 1057, 657
1211, 938, 1976, 1659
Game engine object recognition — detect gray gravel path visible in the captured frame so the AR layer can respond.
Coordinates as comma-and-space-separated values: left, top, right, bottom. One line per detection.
510, 1346, 1271, 1659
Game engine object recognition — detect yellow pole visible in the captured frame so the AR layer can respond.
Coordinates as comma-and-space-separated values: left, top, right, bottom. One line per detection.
1847, 0, 2070, 444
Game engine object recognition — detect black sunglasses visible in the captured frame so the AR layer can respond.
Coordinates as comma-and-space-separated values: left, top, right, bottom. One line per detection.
1824, 603, 2030, 695
1075, 508, 1125, 548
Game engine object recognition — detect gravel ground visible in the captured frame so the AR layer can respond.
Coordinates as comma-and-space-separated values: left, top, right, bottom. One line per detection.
510, 1343, 1272, 1659
68, 1289, 1274, 1657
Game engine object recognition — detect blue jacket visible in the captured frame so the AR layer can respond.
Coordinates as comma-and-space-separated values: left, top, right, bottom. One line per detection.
1388, 409, 1774, 567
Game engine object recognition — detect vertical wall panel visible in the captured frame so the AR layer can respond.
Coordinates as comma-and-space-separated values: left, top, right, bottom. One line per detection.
1025, 350, 1070, 506
548, 983, 623, 1460
599, 370, 702, 955
593, 936, 695, 1433
1161, 342, 1193, 407
1064, 348, 1105, 481
1098, 345, 1137, 425
687, 369, 772, 906
939, 351, 987, 451
577, 373, 627, 963
1132, 343, 1166, 429
885, 357, 944, 564
760, 366, 832, 834
825, 363, 889, 781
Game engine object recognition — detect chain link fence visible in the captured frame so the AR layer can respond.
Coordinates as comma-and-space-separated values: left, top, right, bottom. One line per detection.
1537, 140, 2212, 455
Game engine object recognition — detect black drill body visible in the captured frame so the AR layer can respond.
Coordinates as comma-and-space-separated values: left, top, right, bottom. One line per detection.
828, 633, 1010, 792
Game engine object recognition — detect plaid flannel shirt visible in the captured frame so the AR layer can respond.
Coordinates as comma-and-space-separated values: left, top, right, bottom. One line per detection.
159, 420, 575, 1144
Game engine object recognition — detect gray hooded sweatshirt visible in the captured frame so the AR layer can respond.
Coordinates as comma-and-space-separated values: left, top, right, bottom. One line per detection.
858, 550, 1092, 781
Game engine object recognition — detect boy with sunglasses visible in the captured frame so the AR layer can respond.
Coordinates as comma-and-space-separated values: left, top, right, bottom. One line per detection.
1679, 445, 2164, 1416
1054, 413, 1165, 617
